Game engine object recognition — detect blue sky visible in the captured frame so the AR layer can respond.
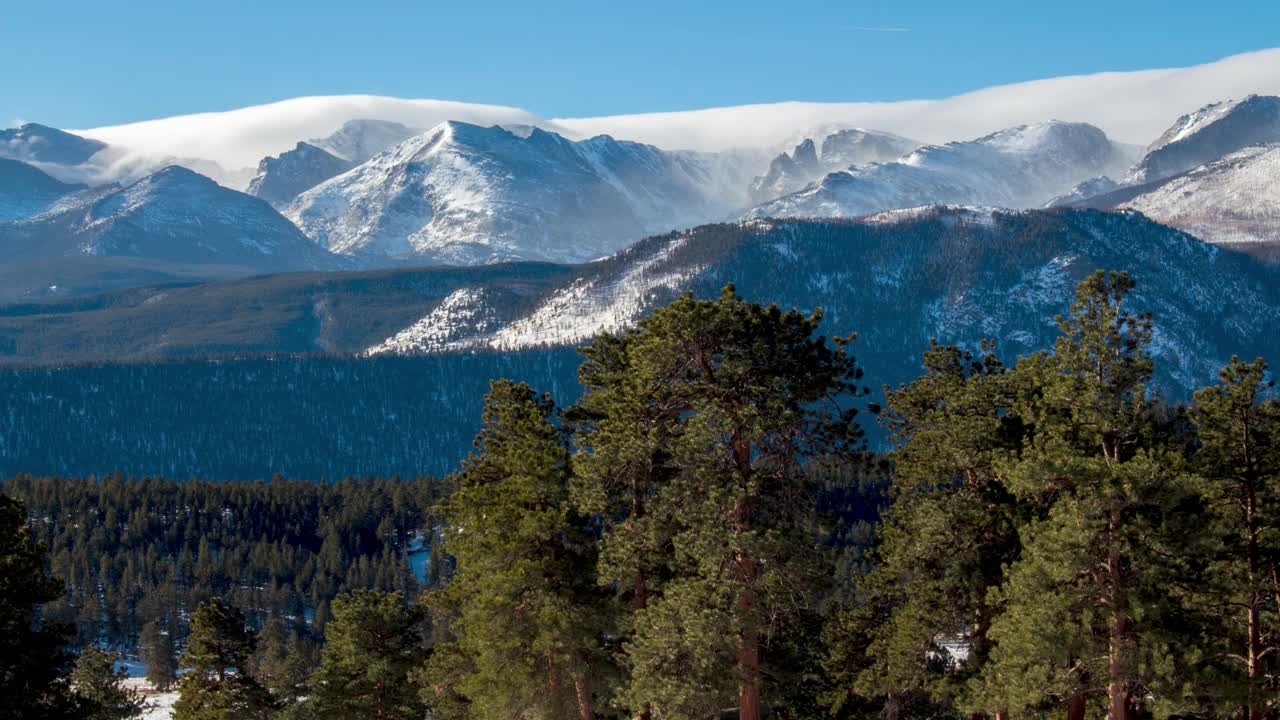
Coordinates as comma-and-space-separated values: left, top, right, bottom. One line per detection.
4, 0, 1277, 128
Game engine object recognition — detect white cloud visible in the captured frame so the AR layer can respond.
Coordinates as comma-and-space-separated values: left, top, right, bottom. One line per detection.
73, 96, 543, 186
69, 48, 1280, 188
554, 48, 1280, 151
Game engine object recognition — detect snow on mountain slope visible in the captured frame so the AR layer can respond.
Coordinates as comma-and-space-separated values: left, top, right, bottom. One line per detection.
1119, 143, 1280, 248
310, 119, 423, 164
556, 49, 1280, 151
820, 128, 922, 168
748, 129, 921, 203
1126, 95, 1280, 183
747, 121, 1134, 219
354, 208, 1280, 396
67, 49, 1280, 189
1047, 176, 1122, 207
1, 166, 339, 270
286, 122, 734, 265
363, 232, 700, 355
0, 123, 106, 166
76, 96, 544, 187
247, 142, 355, 208
0, 158, 88, 221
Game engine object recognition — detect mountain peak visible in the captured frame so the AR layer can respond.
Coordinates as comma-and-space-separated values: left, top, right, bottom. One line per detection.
1128, 94, 1280, 183
287, 122, 733, 264
749, 121, 1132, 220
309, 118, 423, 165
0, 123, 107, 166
247, 142, 355, 208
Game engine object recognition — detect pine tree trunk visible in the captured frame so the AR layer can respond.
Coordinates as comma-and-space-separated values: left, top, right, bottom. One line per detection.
733, 433, 762, 720
1107, 508, 1130, 720
632, 478, 653, 720
1068, 693, 1086, 720
548, 646, 562, 709
738, 616, 762, 720
971, 605, 998, 720
1247, 481, 1263, 720
575, 675, 595, 720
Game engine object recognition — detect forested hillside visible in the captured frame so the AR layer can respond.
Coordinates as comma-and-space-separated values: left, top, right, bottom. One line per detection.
3, 476, 446, 652
4, 273, 1280, 720
0, 351, 583, 479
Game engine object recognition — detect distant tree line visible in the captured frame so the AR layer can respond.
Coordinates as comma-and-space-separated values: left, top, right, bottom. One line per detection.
3, 274, 1279, 720
1, 475, 445, 692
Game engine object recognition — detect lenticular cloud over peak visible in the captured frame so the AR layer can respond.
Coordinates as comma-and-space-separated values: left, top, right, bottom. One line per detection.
75, 95, 546, 177
69, 48, 1280, 187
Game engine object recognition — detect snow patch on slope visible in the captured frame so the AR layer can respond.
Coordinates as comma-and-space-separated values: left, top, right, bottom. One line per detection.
1121, 143, 1280, 246
364, 288, 500, 355
363, 232, 700, 355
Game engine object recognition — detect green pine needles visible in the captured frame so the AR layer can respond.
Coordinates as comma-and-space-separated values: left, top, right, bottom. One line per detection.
5, 275, 1280, 720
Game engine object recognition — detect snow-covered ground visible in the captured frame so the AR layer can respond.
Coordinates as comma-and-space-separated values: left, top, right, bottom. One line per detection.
114, 661, 177, 720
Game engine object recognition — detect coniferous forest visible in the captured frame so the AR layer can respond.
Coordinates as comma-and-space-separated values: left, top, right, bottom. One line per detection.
4, 272, 1280, 720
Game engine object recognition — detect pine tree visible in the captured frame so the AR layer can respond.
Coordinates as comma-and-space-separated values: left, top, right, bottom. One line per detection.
831, 341, 1025, 718
1191, 357, 1280, 718
71, 646, 146, 720
139, 619, 178, 692
973, 271, 1198, 720
425, 380, 610, 720
309, 589, 425, 720
253, 616, 314, 704
172, 599, 275, 720
0, 492, 81, 720
568, 327, 684, 720
583, 287, 867, 720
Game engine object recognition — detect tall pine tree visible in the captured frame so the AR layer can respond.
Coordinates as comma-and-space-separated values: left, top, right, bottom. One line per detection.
172, 599, 274, 720
0, 492, 80, 720
71, 646, 146, 720
425, 380, 610, 720
584, 287, 867, 720
832, 341, 1026, 718
309, 589, 426, 720
974, 271, 1198, 720
1192, 357, 1280, 719
139, 619, 178, 692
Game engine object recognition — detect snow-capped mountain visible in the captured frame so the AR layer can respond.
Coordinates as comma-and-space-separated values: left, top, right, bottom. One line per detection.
0, 158, 88, 221
1046, 176, 1122, 207
309, 119, 423, 164
247, 142, 356, 208
357, 208, 1279, 393
748, 129, 920, 204
1115, 143, 1280, 249
286, 121, 736, 264
1, 166, 338, 270
10, 209, 1277, 400
1126, 95, 1280, 184
0, 123, 107, 166
1049, 96, 1280, 252
747, 121, 1135, 219
65, 49, 1280, 182
0, 123, 120, 186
